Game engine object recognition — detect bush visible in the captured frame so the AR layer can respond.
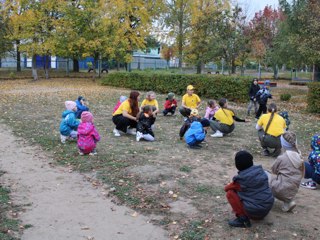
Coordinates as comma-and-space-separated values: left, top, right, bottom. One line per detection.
280, 93, 292, 101
307, 82, 320, 113
101, 72, 252, 102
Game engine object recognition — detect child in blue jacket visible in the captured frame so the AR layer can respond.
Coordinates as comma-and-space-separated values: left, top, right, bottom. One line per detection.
75, 96, 89, 119
60, 101, 80, 143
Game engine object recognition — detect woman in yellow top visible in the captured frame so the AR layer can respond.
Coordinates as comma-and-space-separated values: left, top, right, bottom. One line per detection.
256, 103, 286, 157
179, 85, 201, 117
112, 91, 140, 137
210, 98, 250, 138
140, 91, 159, 127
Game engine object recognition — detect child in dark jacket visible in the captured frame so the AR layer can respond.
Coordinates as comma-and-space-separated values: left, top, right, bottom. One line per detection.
60, 101, 80, 144
77, 111, 100, 155
136, 105, 155, 142
75, 96, 89, 119
163, 92, 177, 116
225, 150, 274, 228
255, 82, 272, 119
247, 78, 260, 116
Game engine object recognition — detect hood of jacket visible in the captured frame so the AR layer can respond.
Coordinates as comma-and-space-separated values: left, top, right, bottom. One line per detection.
286, 150, 303, 169
62, 110, 75, 118
78, 122, 95, 135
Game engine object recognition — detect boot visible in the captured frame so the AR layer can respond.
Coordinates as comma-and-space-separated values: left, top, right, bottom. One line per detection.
228, 216, 251, 228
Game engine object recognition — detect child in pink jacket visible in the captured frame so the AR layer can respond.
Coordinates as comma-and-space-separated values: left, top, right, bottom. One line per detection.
77, 111, 100, 155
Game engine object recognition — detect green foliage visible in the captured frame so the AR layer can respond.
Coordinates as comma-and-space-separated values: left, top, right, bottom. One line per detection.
101, 72, 251, 102
280, 93, 291, 101
179, 165, 192, 173
307, 82, 320, 113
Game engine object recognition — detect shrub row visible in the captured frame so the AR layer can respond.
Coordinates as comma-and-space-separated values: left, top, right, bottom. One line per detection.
307, 82, 320, 113
101, 72, 252, 102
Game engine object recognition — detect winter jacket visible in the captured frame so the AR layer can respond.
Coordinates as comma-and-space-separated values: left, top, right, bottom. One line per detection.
204, 106, 219, 120
249, 84, 260, 100
309, 135, 320, 174
137, 113, 154, 136
77, 122, 100, 154
270, 150, 304, 202
179, 116, 201, 138
60, 110, 80, 136
256, 87, 272, 105
164, 99, 177, 110
185, 121, 206, 146
75, 100, 89, 119
233, 165, 274, 219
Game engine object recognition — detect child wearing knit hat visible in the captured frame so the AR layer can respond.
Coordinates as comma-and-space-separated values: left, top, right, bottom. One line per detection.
59, 101, 80, 143
77, 111, 100, 155
269, 131, 304, 212
225, 150, 274, 228
163, 92, 177, 116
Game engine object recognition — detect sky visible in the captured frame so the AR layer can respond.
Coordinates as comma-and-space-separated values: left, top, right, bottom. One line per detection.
236, 0, 280, 18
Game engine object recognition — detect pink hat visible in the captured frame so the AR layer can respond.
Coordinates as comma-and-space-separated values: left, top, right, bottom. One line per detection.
81, 111, 93, 123
65, 101, 77, 111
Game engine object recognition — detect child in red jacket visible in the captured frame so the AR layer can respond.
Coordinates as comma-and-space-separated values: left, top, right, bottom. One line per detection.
163, 92, 177, 116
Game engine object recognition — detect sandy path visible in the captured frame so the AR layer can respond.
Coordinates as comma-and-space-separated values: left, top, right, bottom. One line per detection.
0, 125, 168, 240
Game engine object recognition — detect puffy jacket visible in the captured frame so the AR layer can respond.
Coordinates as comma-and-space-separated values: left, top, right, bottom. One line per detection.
234, 165, 274, 219
137, 113, 154, 136
270, 150, 304, 202
75, 100, 89, 119
256, 88, 272, 105
77, 122, 100, 154
249, 84, 260, 100
185, 121, 206, 146
309, 135, 320, 174
59, 110, 80, 136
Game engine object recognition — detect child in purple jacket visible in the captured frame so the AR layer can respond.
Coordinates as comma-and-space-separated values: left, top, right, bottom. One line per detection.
77, 111, 100, 155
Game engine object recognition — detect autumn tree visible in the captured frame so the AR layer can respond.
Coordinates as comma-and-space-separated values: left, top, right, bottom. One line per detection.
161, 44, 175, 68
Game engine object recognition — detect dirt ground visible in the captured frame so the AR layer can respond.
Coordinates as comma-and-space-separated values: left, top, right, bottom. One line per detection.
0, 124, 168, 240
0, 78, 319, 239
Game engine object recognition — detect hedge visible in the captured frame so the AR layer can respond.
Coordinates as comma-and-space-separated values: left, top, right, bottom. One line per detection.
307, 82, 320, 113
101, 72, 252, 102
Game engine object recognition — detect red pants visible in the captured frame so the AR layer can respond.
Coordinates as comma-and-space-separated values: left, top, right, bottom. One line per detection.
226, 190, 247, 217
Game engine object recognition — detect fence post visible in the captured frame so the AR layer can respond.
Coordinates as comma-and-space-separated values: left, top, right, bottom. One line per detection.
66, 59, 70, 76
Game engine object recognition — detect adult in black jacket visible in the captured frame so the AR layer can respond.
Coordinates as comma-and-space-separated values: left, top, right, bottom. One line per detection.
247, 79, 260, 116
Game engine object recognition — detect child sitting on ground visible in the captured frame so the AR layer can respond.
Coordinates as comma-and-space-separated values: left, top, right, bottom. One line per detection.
75, 96, 89, 119
163, 92, 178, 116
225, 150, 274, 228
269, 131, 304, 212
113, 96, 127, 114
136, 105, 155, 142
300, 134, 320, 190
204, 100, 219, 120
278, 111, 291, 130
179, 109, 210, 140
77, 111, 101, 155
60, 101, 80, 144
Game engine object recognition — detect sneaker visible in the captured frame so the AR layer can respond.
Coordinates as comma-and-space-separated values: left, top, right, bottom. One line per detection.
79, 151, 84, 156
113, 128, 121, 137
282, 200, 296, 212
126, 128, 136, 135
89, 149, 97, 156
228, 216, 251, 228
263, 149, 270, 156
300, 181, 317, 190
210, 131, 223, 138
188, 144, 202, 149
136, 131, 143, 142
60, 134, 67, 144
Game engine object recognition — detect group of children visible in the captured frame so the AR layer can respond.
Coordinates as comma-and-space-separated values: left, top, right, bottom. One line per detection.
58, 83, 320, 229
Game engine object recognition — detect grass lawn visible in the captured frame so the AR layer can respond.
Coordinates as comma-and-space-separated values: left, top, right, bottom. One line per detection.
0, 78, 319, 239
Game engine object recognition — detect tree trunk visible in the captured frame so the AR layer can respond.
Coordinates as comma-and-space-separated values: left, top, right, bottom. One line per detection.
196, 61, 202, 74
178, 1, 184, 71
231, 59, 236, 74
44, 55, 49, 79
258, 61, 261, 79
32, 54, 38, 81
73, 58, 79, 72
313, 63, 320, 81
16, 40, 21, 72
240, 63, 245, 76
273, 65, 279, 80
117, 61, 120, 71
